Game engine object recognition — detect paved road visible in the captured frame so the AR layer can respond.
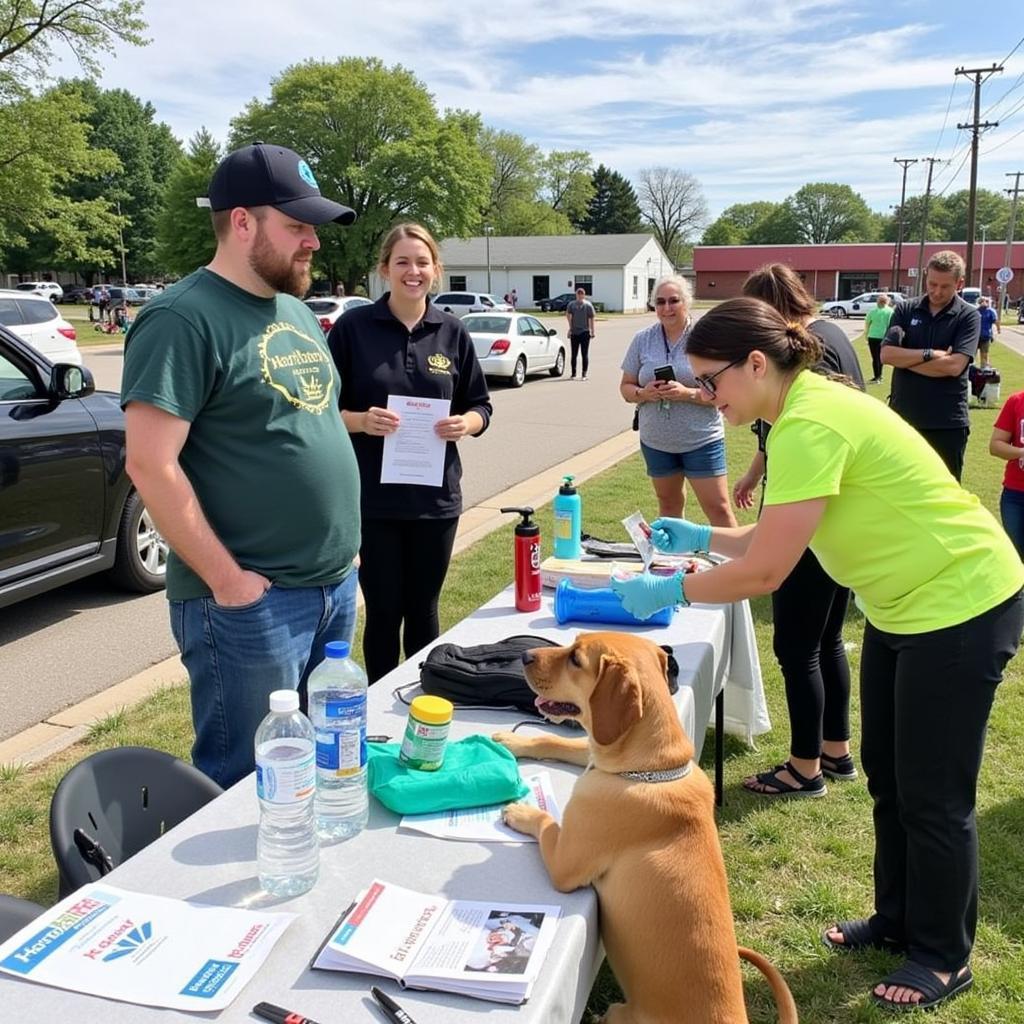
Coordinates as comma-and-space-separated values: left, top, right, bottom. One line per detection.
0, 313, 651, 741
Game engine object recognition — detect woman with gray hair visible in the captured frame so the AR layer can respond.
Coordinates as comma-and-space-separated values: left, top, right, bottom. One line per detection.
619, 275, 736, 526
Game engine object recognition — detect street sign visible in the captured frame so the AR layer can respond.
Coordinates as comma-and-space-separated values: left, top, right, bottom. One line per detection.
996, 266, 1014, 285
907, 267, 918, 278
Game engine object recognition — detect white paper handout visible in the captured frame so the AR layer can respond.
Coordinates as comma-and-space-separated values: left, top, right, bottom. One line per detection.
312, 879, 560, 1004
380, 394, 451, 487
622, 511, 655, 570
0, 884, 294, 1012
399, 772, 561, 843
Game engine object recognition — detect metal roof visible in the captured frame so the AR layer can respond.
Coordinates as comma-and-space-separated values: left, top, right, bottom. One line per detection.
439, 233, 665, 268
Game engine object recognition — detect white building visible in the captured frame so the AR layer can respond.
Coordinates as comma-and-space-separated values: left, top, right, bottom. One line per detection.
368, 233, 673, 312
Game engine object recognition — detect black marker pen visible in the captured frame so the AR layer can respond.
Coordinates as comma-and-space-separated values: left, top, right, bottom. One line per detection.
252, 1001, 322, 1024
370, 985, 419, 1024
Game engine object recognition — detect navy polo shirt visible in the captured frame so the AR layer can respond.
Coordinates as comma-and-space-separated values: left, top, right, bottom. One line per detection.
328, 294, 492, 519
887, 294, 979, 430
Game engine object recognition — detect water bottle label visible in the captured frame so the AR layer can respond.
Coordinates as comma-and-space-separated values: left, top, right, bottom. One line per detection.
255, 739, 315, 804
323, 695, 364, 719
554, 509, 572, 539
316, 725, 366, 776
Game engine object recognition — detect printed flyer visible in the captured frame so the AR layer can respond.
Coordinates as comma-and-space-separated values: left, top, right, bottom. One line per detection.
0, 884, 295, 1011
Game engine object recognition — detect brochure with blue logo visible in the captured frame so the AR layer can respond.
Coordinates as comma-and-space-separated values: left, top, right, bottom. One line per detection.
0, 883, 295, 1011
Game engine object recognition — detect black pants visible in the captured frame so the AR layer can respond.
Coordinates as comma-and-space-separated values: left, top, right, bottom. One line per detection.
867, 337, 883, 380
860, 590, 1023, 970
917, 427, 969, 483
771, 548, 851, 759
569, 332, 591, 376
359, 516, 459, 684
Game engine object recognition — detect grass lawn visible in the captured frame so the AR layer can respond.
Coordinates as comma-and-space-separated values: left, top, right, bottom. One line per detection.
2, 335, 1023, 1022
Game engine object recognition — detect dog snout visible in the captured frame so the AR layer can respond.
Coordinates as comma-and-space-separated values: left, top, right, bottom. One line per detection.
521, 649, 536, 666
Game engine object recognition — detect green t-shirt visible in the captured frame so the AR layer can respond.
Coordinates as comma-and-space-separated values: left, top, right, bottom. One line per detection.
864, 303, 895, 339
764, 371, 1023, 633
121, 269, 360, 600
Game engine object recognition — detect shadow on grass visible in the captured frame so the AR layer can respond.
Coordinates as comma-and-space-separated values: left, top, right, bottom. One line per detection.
977, 794, 1024, 944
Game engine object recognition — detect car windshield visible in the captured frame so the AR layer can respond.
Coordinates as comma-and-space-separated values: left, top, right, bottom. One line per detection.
464, 316, 512, 333
15, 283, 35, 291
305, 300, 337, 314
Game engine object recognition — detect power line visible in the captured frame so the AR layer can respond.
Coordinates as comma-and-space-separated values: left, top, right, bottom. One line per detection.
931, 79, 959, 159
983, 124, 1024, 155
982, 69, 1024, 119
999, 34, 1024, 66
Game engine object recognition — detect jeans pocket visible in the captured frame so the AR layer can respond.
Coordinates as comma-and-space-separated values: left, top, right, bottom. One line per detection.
208, 582, 274, 614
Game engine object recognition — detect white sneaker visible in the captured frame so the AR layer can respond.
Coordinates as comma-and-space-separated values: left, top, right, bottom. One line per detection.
581, 374, 588, 381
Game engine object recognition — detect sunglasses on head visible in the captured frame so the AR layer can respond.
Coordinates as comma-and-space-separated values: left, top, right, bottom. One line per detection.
654, 296, 683, 306
694, 356, 747, 397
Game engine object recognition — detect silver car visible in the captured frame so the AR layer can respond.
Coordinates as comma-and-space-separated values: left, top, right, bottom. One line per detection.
432, 292, 513, 316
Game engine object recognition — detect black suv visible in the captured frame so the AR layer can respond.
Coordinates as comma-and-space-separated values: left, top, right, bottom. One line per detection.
0, 324, 166, 608
536, 293, 577, 312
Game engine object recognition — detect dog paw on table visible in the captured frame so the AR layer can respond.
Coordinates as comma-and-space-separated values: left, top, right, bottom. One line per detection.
492, 731, 529, 757
501, 801, 546, 837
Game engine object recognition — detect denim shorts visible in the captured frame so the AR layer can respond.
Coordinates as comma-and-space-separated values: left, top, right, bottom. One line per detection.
640, 437, 727, 479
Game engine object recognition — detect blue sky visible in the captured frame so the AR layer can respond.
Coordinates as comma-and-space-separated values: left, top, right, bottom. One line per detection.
75, 0, 1024, 227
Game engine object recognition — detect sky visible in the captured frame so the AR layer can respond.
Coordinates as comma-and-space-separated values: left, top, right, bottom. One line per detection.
67, 0, 1024, 227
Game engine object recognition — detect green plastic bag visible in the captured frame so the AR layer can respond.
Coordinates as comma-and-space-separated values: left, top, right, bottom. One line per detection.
367, 734, 529, 815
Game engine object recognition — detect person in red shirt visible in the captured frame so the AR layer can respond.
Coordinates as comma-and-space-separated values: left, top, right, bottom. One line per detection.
991, 389, 1024, 559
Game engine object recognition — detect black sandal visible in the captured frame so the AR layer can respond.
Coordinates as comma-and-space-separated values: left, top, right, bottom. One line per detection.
820, 752, 858, 781
871, 961, 973, 1012
742, 760, 826, 798
821, 918, 905, 953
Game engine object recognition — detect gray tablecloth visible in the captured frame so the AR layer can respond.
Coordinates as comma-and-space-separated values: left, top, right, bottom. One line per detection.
0, 587, 767, 1022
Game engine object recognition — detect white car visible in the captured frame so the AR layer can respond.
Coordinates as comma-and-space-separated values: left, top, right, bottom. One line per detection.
0, 289, 81, 365
820, 291, 901, 318
432, 292, 513, 316
15, 280, 64, 303
463, 312, 566, 387
304, 296, 372, 333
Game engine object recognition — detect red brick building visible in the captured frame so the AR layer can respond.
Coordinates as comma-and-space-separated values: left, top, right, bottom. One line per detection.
693, 242, 1024, 303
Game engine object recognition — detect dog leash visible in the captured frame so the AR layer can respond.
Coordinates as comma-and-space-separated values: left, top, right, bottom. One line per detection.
618, 762, 693, 783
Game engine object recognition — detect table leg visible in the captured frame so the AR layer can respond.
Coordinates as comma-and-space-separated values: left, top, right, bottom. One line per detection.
715, 688, 724, 807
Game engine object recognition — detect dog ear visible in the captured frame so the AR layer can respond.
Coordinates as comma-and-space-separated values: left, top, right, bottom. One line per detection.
589, 655, 643, 746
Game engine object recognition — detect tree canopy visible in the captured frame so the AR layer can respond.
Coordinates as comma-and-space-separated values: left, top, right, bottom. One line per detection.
579, 165, 643, 234
637, 167, 708, 263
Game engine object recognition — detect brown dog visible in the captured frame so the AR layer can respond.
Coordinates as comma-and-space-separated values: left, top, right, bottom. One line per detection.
493, 632, 797, 1024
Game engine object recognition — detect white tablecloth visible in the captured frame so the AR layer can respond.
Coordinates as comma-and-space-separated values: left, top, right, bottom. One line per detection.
0, 587, 768, 1023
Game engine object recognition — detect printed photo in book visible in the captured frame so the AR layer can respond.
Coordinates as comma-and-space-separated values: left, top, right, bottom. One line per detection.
311, 879, 560, 1004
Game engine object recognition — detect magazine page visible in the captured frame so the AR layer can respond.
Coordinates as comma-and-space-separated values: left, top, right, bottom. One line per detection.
0, 884, 294, 1011
398, 771, 561, 843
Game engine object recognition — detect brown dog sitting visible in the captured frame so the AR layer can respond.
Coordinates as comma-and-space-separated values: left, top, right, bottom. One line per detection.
493, 632, 797, 1024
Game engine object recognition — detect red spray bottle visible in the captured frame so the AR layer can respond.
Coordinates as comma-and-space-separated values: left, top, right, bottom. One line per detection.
500, 506, 541, 612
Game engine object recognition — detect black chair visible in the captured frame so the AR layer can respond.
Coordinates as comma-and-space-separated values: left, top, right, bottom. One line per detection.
0, 894, 46, 942
49, 746, 223, 898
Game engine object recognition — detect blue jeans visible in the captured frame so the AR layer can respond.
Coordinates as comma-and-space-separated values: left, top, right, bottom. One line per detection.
640, 437, 728, 479
1001, 487, 1024, 561
170, 570, 358, 789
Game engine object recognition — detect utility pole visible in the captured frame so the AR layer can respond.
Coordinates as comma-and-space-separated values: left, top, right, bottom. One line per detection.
892, 158, 918, 291
955, 63, 1002, 284
998, 171, 1022, 315
915, 158, 945, 291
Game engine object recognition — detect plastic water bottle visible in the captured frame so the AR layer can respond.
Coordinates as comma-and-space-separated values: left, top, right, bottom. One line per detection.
308, 641, 369, 841
255, 690, 318, 897
552, 475, 582, 559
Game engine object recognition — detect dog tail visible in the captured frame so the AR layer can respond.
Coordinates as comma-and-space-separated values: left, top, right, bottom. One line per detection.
738, 946, 798, 1024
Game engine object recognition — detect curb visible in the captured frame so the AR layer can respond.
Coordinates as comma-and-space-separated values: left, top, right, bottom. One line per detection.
0, 429, 640, 769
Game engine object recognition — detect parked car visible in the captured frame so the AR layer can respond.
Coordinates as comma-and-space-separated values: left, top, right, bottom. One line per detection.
107, 286, 143, 306
131, 286, 161, 303
0, 289, 81, 365
536, 292, 577, 313
959, 287, 983, 305
820, 291, 903, 318
462, 312, 566, 387
14, 280, 63, 303
0, 324, 167, 608
431, 292, 513, 316
304, 295, 373, 333
62, 286, 95, 304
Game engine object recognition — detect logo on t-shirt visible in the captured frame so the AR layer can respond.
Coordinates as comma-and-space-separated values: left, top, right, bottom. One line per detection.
427, 353, 452, 375
259, 322, 335, 413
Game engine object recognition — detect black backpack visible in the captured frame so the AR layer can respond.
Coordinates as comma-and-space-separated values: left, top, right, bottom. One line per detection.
417, 635, 679, 717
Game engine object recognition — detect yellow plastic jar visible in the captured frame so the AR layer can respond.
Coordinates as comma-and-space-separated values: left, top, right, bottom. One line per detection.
398, 695, 454, 771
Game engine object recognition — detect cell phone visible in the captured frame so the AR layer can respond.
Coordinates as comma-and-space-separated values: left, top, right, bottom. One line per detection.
653, 364, 676, 382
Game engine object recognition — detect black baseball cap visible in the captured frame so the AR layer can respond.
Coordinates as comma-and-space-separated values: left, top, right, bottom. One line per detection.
201, 142, 356, 226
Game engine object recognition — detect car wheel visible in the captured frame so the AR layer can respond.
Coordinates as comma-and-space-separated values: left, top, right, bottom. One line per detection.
509, 356, 527, 388
539, 302, 550, 313
828, 306, 847, 319
108, 491, 168, 593
549, 348, 566, 377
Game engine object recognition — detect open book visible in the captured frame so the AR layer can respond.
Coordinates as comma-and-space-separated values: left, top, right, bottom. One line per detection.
311, 879, 560, 1004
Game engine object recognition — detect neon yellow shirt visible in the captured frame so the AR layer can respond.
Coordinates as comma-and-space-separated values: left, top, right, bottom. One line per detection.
864, 303, 894, 339
764, 371, 1023, 633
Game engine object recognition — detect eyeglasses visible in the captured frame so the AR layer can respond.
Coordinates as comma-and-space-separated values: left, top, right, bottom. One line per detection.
694, 356, 747, 397
654, 296, 683, 307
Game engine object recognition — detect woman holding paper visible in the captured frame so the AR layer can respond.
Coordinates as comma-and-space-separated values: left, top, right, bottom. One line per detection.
328, 224, 492, 682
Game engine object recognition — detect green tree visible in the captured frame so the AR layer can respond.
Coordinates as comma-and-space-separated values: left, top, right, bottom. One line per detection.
637, 167, 708, 264
700, 201, 781, 245
230, 58, 491, 291
155, 128, 221, 276
783, 182, 875, 243
498, 198, 572, 236
480, 128, 543, 233
941, 188, 1011, 242
542, 150, 593, 226
882, 194, 951, 243
579, 165, 643, 234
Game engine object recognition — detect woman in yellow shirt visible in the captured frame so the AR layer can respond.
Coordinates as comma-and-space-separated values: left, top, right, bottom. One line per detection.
612, 297, 1023, 1012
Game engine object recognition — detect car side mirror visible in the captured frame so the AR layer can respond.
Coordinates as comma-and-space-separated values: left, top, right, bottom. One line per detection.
547, 328, 557, 336
50, 363, 95, 400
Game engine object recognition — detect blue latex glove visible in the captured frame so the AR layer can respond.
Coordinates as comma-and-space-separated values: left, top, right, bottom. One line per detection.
609, 571, 683, 620
649, 517, 712, 554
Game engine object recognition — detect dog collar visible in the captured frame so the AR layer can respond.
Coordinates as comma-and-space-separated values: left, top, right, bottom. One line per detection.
618, 761, 693, 783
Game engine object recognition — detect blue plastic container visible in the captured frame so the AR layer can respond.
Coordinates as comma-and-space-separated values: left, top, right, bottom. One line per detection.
552, 475, 582, 559
554, 579, 674, 627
